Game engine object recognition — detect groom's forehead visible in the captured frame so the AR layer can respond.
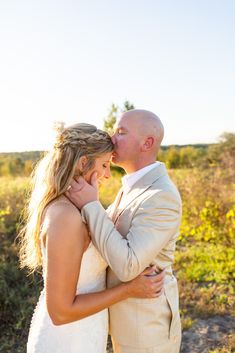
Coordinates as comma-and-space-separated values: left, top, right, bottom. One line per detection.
115, 116, 130, 130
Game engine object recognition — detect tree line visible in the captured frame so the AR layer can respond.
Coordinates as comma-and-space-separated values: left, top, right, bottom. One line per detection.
0, 101, 234, 176
1, 133, 234, 177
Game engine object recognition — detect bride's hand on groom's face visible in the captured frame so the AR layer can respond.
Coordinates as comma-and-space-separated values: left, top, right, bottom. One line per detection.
65, 172, 99, 209
126, 267, 165, 299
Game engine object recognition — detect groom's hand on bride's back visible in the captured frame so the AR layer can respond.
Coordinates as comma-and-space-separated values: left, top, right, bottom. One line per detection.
65, 172, 98, 209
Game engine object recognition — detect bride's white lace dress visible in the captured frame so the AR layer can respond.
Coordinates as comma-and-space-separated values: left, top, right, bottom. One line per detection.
27, 242, 108, 353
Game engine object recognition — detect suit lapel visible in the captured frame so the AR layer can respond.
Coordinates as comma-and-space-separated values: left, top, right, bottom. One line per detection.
113, 163, 167, 223
107, 187, 124, 221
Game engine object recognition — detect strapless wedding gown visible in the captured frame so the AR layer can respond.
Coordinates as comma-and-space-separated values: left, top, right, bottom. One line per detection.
27, 242, 108, 353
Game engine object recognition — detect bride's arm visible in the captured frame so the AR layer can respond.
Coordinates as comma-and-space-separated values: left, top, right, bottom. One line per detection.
44, 203, 164, 326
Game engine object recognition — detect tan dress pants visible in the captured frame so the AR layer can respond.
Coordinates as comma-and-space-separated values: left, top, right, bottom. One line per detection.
111, 335, 181, 353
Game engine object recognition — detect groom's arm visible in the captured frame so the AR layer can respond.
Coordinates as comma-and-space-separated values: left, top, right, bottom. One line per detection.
65, 175, 181, 282
81, 194, 181, 282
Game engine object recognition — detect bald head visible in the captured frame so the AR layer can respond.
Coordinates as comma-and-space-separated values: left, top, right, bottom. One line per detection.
120, 109, 164, 150
112, 109, 164, 172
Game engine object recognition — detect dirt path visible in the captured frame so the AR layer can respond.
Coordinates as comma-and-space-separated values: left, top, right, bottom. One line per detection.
181, 315, 235, 353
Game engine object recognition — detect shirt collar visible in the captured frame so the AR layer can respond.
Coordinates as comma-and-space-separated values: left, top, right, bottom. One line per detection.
122, 162, 160, 192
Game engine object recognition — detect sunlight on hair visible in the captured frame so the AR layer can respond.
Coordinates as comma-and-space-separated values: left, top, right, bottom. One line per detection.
18, 123, 113, 273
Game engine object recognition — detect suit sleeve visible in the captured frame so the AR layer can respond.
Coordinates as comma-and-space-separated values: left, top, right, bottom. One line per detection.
81, 192, 181, 281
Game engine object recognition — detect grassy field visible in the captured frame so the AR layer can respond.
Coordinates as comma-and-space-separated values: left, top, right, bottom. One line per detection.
0, 166, 234, 352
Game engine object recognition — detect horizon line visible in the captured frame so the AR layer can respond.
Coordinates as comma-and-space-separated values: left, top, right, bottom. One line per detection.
0, 142, 217, 154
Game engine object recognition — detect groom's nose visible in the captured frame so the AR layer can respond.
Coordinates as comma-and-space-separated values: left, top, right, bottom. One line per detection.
111, 134, 116, 144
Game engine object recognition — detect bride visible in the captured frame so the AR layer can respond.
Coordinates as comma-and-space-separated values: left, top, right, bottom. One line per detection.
19, 123, 163, 353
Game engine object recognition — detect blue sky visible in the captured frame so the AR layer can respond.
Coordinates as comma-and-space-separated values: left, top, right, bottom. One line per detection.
0, 0, 235, 151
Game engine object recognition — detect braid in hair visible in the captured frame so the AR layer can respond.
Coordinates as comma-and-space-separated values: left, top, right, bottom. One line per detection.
19, 123, 113, 273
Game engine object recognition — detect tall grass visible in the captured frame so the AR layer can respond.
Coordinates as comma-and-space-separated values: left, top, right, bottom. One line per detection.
0, 165, 234, 352
0, 177, 42, 352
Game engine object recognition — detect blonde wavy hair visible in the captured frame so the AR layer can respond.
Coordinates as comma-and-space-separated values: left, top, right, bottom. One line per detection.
19, 123, 113, 273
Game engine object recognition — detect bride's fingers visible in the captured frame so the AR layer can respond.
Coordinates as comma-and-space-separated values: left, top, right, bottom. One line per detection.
151, 269, 165, 282
153, 278, 164, 291
155, 288, 164, 297
141, 267, 165, 283
142, 270, 165, 297
141, 266, 157, 276
65, 179, 84, 198
152, 289, 164, 298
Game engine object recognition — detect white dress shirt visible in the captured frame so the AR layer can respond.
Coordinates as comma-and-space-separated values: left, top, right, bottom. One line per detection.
121, 162, 160, 193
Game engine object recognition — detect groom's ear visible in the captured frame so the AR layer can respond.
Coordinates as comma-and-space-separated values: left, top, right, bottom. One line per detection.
77, 156, 88, 172
141, 136, 155, 152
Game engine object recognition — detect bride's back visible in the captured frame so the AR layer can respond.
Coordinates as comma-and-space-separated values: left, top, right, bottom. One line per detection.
27, 196, 108, 353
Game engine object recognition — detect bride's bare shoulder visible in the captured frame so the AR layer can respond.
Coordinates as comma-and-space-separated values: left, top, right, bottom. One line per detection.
43, 197, 83, 232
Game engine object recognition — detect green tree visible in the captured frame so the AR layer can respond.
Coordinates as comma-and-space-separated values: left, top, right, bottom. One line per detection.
166, 146, 180, 169
219, 132, 235, 149
122, 100, 135, 112
9, 157, 25, 176
103, 100, 135, 134
24, 159, 34, 176
207, 132, 235, 168
179, 146, 199, 168
103, 103, 118, 135
157, 148, 167, 163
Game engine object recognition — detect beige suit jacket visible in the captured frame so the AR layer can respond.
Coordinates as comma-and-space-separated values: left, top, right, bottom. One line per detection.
82, 163, 182, 351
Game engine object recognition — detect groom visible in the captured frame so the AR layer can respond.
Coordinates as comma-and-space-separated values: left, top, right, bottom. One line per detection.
67, 109, 182, 353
